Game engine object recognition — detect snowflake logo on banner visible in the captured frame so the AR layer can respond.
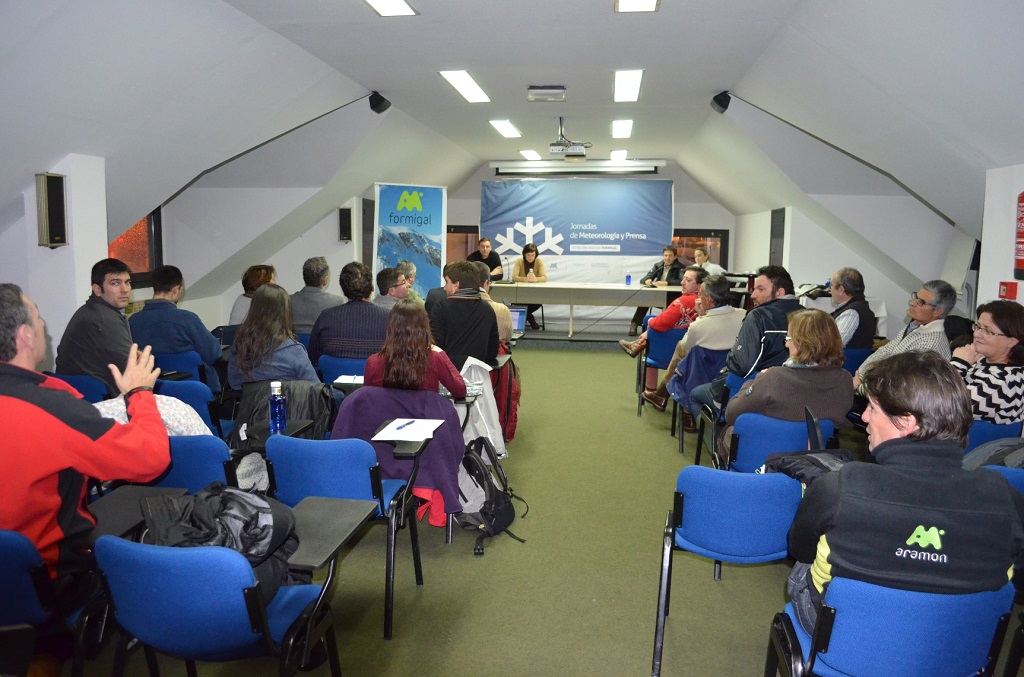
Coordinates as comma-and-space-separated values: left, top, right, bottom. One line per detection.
494, 216, 564, 255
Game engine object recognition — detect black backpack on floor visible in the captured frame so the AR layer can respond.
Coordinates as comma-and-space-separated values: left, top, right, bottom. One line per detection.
457, 437, 527, 556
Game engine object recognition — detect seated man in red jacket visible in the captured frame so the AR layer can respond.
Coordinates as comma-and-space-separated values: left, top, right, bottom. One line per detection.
0, 283, 170, 619
619, 265, 707, 357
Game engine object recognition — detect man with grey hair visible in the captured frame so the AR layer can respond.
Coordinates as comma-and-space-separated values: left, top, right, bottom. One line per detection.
290, 256, 343, 334
829, 267, 876, 349
641, 275, 745, 421
854, 279, 957, 387
0, 283, 169, 617
396, 260, 422, 305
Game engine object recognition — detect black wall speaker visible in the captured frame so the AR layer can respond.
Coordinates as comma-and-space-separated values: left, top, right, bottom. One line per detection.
36, 173, 68, 248
339, 207, 352, 241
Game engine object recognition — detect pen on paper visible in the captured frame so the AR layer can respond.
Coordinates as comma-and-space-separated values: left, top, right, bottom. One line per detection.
396, 420, 415, 430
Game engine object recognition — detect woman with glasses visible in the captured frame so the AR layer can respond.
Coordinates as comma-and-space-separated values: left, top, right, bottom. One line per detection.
719, 309, 853, 463
950, 300, 1024, 423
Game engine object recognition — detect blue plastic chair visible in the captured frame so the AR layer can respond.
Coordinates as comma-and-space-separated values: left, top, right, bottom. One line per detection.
43, 372, 110, 403
727, 413, 836, 473
94, 535, 341, 676
636, 316, 687, 416
652, 467, 802, 676
966, 419, 1024, 454
841, 347, 871, 376
296, 333, 311, 350
149, 436, 237, 493
317, 355, 367, 384
984, 464, 1024, 494
153, 378, 217, 434
766, 578, 1015, 677
265, 436, 421, 640
0, 530, 104, 677
692, 371, 756, 467
153, 350, 206, 383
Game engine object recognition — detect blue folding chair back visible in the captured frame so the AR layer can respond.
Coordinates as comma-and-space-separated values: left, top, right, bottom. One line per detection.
841, 347, 871, 376
151, 436, 235, 493
296, 333, 311, 350
767, 578, 1015, 677
317, 355, 367, 384
154, 378, 216, 433
43, 372, 110, 403
984, 464, 1024, 494
966, 419, 1024, 454
652, 467, 802, 676
265, 435, 421, 640
153, 350, 206, 382
729, 413, 835, 473
266, 436, 397, 515
94, 535, 340, 675
0, 530, 52, 627
637, 324, 686, 415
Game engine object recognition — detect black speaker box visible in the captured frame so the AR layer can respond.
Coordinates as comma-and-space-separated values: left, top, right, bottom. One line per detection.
36, 173, 68, 248
339, 207, 352, 241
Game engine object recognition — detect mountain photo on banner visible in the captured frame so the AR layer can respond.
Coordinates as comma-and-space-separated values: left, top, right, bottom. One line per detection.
374, 184, 447, 297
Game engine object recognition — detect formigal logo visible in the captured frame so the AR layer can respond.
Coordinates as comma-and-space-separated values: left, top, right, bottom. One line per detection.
905, 525, 944, 550
494, 216, 564, 256
396, 191, 424, 212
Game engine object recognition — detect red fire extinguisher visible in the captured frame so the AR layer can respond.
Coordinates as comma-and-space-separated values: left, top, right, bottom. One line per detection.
1017, 191, 1024, 280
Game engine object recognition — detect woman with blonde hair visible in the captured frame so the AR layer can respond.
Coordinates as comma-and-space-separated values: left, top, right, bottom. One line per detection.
721, 309, 853, 455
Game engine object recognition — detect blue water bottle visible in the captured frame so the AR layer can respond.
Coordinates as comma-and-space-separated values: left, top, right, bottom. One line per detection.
268, 381, 287, 434
625, 271, 632, 286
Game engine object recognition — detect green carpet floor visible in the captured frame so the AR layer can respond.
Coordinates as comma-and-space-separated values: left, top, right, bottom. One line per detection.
78, 348, 1019, 676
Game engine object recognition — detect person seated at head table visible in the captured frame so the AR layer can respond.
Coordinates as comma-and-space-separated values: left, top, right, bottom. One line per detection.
720, 308, 854, 463
950, 299, 1024, 424
628, 246, 685, 335
227, 283, 318, 390
512, 243, 547, 330
364, 299, 466, 399
229, 264, 276, 325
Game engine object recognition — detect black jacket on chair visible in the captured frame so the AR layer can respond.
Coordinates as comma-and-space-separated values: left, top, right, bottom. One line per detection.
228, 380, 334, 451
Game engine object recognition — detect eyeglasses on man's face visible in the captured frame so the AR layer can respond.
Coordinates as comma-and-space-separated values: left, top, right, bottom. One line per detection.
909, 291, 936, 308
973, 321, 1007, 338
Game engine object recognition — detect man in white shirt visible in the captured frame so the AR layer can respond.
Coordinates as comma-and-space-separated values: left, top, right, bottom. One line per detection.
828, 267, 876, 349
641, 274, 745, 424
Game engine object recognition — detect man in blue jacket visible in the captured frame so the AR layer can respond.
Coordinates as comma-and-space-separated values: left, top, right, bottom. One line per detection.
129, 265, 223, 391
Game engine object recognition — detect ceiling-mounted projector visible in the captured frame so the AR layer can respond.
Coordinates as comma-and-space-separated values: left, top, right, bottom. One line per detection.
548, 117, 591, 161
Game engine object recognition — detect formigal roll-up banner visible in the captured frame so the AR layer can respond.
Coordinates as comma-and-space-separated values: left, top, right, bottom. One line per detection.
373, 183, 446, 299
480, 179, 673, 283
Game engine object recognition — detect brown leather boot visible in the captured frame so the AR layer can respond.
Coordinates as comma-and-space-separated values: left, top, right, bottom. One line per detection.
681, 409, 697, 433
618, 338, 644, 357
642, 389, 667, 411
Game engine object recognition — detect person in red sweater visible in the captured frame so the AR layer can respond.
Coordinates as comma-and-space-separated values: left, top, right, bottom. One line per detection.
619, 265, 707, 357
365, 299, 466, 398
0, 283, 170, 667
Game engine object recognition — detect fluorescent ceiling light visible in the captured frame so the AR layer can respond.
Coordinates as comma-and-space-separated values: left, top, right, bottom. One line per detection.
615, 0, 659, 11
489, 120, 521, 138
614, 70, 644, 102
490, 159, 665, 176
440, 70, 490, 103
364, 0, 417, 17
610, 150, 628, 161
520, 150, 542, 161
612, 119, 633, 138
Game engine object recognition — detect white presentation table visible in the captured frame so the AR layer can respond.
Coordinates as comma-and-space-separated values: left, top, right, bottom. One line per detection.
488, 282, 672, 337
